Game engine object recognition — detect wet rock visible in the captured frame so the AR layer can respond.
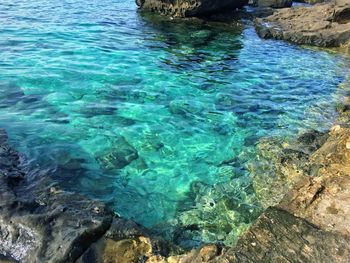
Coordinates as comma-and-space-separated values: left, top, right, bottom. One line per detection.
154, 244, 222, 263
249, 129, 328, 208
216, 126, 350, 262
96, 136, 139, 170
0, 131, 113, 263
137, 0, 248, 17
0, 130, 175, 263
297, 0, 329, 3
77, 217, 153, 263
255, 1, 350, 51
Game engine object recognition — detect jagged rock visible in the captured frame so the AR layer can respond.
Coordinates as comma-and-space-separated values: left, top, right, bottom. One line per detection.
279, 126, 350, 235
0, 130, 165, 263
255, 0, 350, 51
0, 131, 112, 263
137, 0, 248, 17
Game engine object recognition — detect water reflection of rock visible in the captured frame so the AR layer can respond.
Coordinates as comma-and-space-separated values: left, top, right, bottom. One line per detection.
139, 13, 244, 73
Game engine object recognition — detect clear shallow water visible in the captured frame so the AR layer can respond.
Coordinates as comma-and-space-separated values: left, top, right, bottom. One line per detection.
1, 0, 350, 246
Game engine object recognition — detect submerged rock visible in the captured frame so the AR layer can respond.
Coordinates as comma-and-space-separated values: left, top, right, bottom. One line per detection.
96, 136, 139, 170
255, 0, 350, 51
161, 126, 350, 262
0, 131, 112, 262
137, 0, 248, 17
0, 129, 175, 263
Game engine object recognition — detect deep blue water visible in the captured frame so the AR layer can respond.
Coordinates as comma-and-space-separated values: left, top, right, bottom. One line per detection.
0, 0, 349, 246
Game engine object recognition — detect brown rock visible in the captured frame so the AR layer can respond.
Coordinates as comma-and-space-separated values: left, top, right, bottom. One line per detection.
255, 1, 350, 50
217, 207, 350, 263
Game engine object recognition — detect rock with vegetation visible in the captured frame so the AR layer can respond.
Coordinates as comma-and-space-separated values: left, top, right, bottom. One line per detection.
136, 0, 248, 17
255, 0, 350, 51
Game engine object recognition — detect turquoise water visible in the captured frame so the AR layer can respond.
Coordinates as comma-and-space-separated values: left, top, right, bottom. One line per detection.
1, 0, 350, 246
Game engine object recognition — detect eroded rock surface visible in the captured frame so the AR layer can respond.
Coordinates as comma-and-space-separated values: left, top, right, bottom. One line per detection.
0, 129, 171, 263
137, 0, 248, 17
154, 126, 350, 263
255, 0, 350, 50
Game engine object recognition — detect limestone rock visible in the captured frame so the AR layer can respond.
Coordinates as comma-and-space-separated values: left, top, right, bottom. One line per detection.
218, 207, 350, 263
248, 130, 327, 208
255, 1, 350, 50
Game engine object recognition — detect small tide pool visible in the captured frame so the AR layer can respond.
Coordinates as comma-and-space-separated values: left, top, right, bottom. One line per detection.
0, 0, 349, 247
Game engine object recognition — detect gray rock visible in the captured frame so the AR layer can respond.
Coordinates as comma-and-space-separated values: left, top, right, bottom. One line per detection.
0, 130, 169, 263
0, 130, 114, 263
137, 0, 248, 17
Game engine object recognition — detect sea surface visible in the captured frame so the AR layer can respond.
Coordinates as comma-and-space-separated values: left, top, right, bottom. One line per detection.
1, 0, 350, 247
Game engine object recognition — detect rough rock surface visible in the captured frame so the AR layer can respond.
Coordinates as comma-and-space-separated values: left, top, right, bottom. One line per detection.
0, 129, 112, 262
1, 123, 350, 262
0, 129, 172, 263
248, 130, 328, 208
255, 0, 350, 50
137, 0, 248, 17
152, 125, 350, 263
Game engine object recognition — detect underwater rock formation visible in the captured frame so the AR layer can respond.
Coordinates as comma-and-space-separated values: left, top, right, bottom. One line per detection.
248, 130, 328, 208
1, 119, 350, 262
154, 125, 350, 262
136, 0, 248, 17
0, 129, 169, 263
255, 0, 350, 51
95, 136, 139, 170
0, 130, 107, 262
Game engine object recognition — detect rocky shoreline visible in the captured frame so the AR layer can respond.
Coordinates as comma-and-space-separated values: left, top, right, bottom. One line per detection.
255, 0, 350, 52
147, 93, 350, 262
1, 1, 350, 262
